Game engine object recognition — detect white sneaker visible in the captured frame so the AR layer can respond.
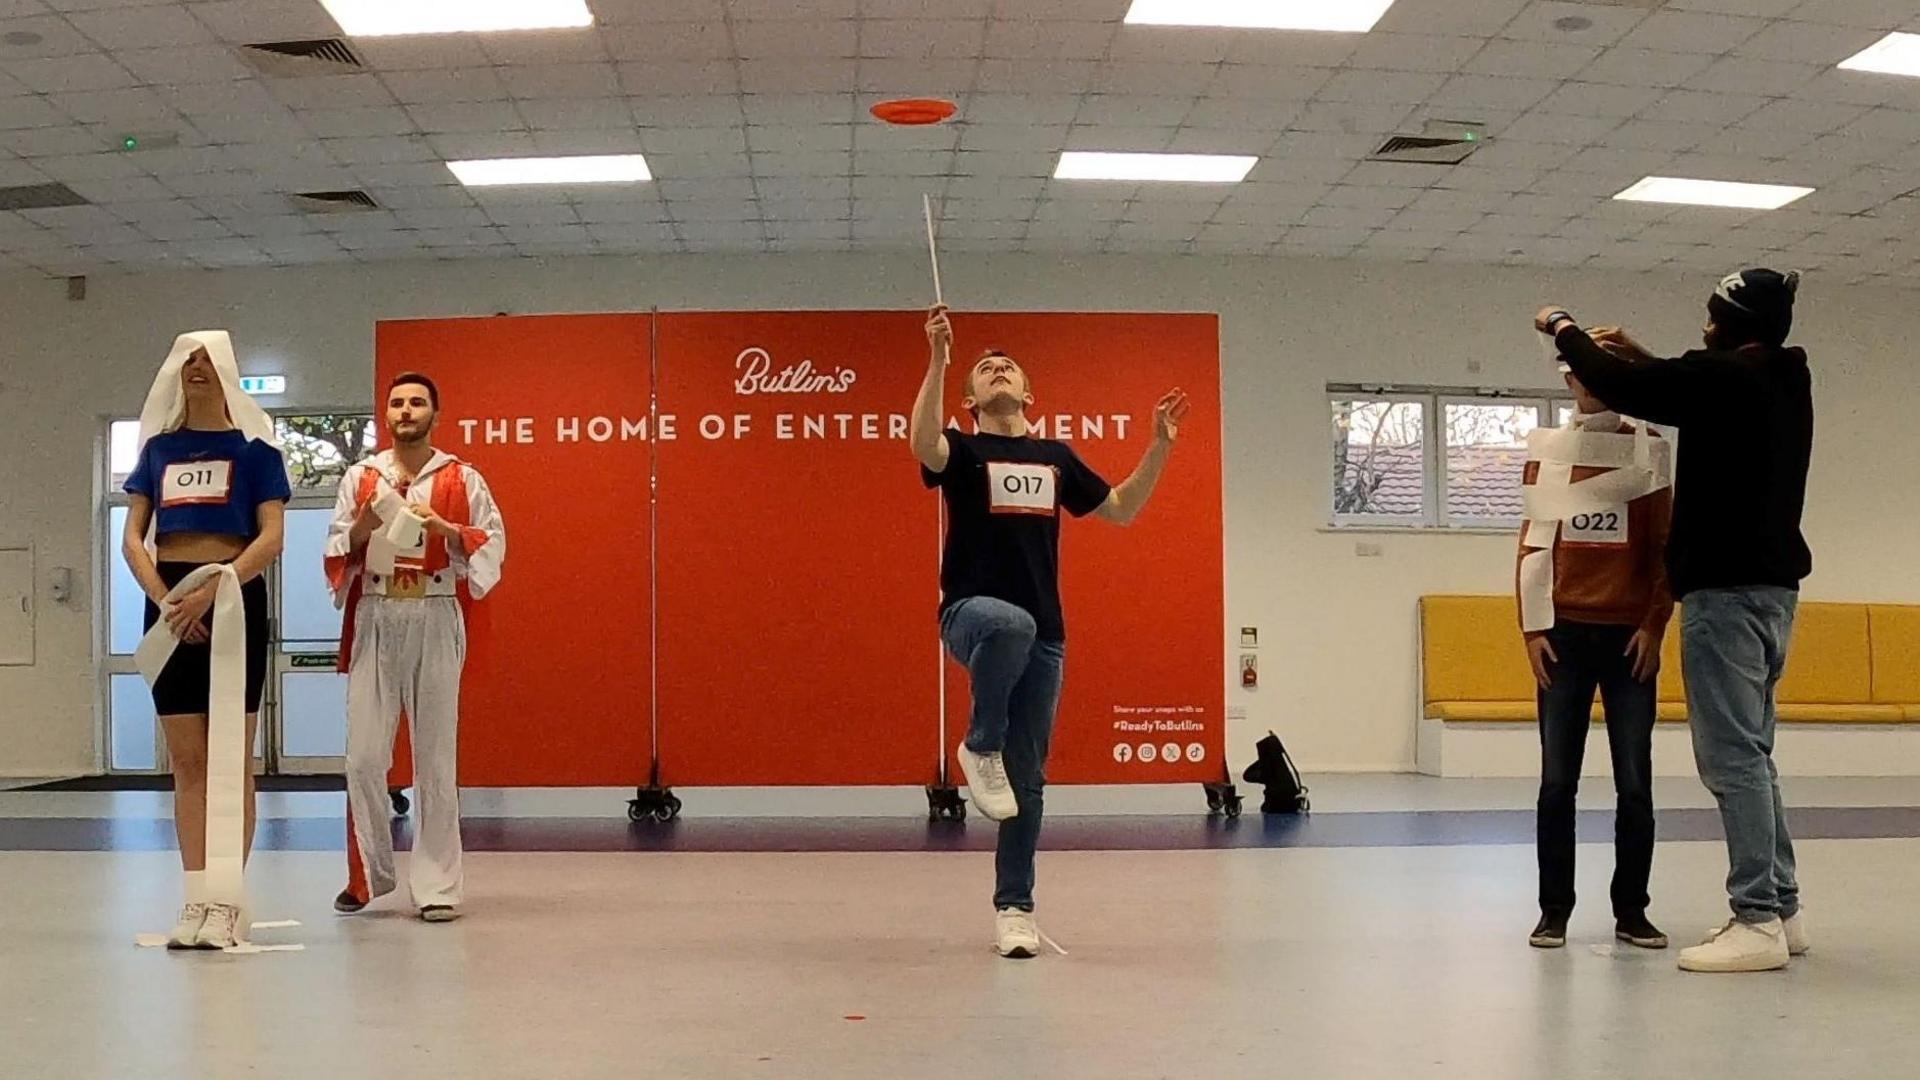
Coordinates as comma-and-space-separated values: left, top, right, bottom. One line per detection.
958, 747, 1018, 821
1678, 918, 1789, 973
166, 903, 209, 950
195, 903, 244, 950
994, 908, 1040, 959
1784, 912, 1811, 956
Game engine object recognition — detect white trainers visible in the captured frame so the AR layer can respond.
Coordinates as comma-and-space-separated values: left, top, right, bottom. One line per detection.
166, 903, 210, 950
1678, 918, 1790, 973
958, 747, 1018, 821
1784, 912, 1811, 956
994, 908, 1040, 959
195, 903, 244, 950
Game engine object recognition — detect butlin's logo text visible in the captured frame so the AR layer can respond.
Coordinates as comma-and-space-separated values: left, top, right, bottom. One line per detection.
734, 347, 856, 395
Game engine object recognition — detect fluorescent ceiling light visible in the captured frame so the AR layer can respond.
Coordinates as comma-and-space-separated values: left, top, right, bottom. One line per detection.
1124, 0, 1396, 32
318, 0, 593, 37
1613, 176, 1813, 210
448, 155, 652, 187
1838, 31, 1920, 78
1054, 152, 1257, 183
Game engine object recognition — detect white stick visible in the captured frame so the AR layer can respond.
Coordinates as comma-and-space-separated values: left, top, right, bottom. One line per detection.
923, 192, 944, 308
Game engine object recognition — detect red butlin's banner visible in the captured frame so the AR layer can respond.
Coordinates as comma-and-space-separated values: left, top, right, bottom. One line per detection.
374, 315, 655, 786
373, 310, 1223, 788
654, 312, 939, 785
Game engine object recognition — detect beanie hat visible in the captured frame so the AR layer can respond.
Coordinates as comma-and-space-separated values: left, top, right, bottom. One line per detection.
1707, 268, 1800, 346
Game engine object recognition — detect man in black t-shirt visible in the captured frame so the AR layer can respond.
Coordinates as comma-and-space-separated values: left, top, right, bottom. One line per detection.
911, 304, 1191, 959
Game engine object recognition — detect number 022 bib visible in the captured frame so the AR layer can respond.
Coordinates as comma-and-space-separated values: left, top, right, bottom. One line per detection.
1563, 504, 1628, 546
986, 462, 1059, 516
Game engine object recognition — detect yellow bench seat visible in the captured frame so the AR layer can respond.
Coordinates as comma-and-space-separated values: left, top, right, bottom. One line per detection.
1425, 701, 1909, 724
1420, 595, 1920, 727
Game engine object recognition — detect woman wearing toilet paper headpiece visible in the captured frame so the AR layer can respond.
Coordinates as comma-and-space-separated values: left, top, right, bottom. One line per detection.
122, 330, 290, 951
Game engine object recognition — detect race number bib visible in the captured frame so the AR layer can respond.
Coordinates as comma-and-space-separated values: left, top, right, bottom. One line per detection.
1564, 505, 1628, 546
160, 460, 233, 507
986, 462, 1058, 516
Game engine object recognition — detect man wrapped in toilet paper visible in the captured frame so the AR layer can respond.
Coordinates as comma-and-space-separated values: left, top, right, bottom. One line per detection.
324, 371, 504, 923
1516, 342, 1676, 952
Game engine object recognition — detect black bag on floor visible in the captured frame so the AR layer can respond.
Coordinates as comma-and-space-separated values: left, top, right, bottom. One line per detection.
1241, 731, 1310, 814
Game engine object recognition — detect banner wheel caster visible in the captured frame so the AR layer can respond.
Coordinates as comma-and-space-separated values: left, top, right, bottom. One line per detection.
628, 787, 681, 823
1203, 782, 1241, 819
926, 785, 966, 822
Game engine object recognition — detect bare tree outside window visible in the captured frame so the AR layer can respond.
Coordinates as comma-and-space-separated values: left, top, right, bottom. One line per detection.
1331, 399, 1425, 519
275, 415, 375, 489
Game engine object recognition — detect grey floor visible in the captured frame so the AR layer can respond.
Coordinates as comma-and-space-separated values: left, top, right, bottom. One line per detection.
5, 776, 1919, 1080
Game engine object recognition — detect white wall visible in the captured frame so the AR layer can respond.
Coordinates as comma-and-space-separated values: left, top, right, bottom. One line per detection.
2, 252, 1914, 778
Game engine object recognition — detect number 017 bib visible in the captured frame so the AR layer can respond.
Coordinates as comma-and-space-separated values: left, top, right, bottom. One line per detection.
161, 460, 234, 507
986, 462, 1059, 516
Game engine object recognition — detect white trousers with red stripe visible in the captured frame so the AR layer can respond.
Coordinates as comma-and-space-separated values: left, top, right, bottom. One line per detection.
344, 595, 466, 909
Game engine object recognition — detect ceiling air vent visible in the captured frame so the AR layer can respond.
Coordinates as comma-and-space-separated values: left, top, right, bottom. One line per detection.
0, 182, 88, 211
290, 189, 381, 214
1369, 134, 1480, 166
237, 38, 366, 77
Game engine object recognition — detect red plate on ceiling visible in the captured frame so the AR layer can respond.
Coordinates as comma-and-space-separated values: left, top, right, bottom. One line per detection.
869, 98, 957, 126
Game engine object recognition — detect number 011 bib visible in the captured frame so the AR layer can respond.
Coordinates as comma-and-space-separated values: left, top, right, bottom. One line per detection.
161, 460, 234, 507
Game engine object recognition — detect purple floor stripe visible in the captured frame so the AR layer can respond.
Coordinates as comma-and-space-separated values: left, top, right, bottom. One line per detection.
3, 806, 1920, 853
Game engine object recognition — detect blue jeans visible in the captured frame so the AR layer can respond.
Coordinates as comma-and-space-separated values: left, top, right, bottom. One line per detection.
940, 597, 1065, 912
1683, 587, 1801, 924
1535, 621, 1657, 917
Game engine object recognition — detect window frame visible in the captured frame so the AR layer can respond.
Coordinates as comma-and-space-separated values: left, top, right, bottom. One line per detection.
1437, 394, 1550, 530
1328, 384, 1578, 531
1327, 390, 1435, 529
95, 406, 372, 774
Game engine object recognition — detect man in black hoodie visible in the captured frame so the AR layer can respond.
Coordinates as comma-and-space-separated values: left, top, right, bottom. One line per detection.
1533, 268, 1812, 974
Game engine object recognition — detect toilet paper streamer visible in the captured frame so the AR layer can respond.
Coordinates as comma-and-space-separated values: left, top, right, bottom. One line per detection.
134, 564, 248, 925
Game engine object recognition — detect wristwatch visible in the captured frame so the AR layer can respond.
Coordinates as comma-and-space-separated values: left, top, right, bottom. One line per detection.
1545, 311, 1575, 334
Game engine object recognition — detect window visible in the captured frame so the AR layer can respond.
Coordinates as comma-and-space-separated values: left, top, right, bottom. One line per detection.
99, 410, 371, 774
1331, 397, 1426, 524
1329, 385, 1583, 529
276, 414, 376, 490
108, 420, 141, 490
106, 413, 376, 492
1443, 400, 1539, 523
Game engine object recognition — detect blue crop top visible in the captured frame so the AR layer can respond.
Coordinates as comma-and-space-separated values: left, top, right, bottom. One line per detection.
125, 429, 292, 539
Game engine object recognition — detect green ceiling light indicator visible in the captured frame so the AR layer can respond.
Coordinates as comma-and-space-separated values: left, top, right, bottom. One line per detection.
117, 131, 181, 152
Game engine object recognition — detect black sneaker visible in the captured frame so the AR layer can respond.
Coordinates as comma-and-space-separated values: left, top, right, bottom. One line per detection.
333, 889, 367, 915
420, 905, 460, 923
1530, 910, 1569, 949
1615, 912, 1669, 950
